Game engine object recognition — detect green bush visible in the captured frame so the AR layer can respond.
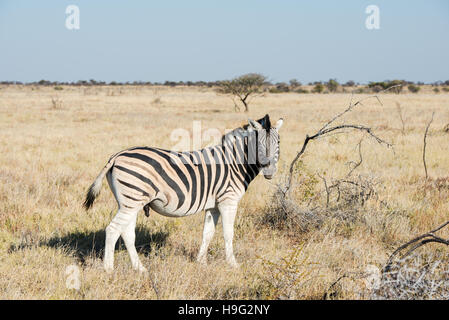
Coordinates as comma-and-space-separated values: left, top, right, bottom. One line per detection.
407, 84, 420, 93
54, 86, 63, 91
312, 83, 324, 93
370, 85, 384, 93
368, 80, 405, 93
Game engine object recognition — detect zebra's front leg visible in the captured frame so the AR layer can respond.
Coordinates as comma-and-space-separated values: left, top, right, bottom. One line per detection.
218, 201, 239, 268
197, 208, 220, 265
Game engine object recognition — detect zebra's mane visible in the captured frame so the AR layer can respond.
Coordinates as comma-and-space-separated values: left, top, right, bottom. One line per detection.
221, 127, 248, 142
220, 114, 272, 143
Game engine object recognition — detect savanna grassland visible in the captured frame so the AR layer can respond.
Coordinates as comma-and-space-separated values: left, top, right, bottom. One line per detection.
0, 85, 448, 299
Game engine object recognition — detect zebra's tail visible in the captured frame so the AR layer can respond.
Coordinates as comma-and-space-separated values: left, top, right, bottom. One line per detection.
83, 153, 119, 210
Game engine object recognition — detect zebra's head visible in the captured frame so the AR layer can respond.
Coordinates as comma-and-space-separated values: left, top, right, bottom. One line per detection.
247, 114, 283, 179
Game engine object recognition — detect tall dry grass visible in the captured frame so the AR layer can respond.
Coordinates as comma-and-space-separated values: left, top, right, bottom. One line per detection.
0, 85, 448, 299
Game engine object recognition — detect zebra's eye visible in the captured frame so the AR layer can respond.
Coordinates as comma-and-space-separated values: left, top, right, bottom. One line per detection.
261, 161, 270, 168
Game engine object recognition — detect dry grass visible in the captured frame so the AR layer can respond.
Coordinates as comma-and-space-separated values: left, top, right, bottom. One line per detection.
0, 85, 448, 299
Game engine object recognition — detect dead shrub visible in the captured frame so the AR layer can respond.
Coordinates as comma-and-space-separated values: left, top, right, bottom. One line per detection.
260, 171, 380, 238
263, 186, 325, 234
374, 252, 449, 299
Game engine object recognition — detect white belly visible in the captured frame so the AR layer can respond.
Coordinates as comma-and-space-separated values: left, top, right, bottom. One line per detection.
149, 197, 216, 217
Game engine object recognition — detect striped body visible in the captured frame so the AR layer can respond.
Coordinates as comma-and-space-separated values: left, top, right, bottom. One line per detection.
83, 115, 283, 272
110, 129, 260, 217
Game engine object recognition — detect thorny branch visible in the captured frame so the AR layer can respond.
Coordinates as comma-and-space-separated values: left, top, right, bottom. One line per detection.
285, 85, 400, 194
383, 220, 449, 273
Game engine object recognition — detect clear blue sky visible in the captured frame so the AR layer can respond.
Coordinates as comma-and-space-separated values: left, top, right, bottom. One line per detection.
1, 0, 448, 83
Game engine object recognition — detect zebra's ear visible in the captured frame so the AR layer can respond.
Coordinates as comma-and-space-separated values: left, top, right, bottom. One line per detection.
248, 119, 263, 130
275, 118, 284, 131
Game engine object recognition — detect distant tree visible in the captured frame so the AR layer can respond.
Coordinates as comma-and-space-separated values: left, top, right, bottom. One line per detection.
38, 80, 51, 86
326, 79, 339, 93
343, 80, 355, 87
276, 82, 290, 92
268, 82, 290, 94
370, 85, 384, 93
217, 73, 266, 112
368, 80, 405, 93
289, 79, 302, 88
312, 83, 324, 93
164, 81, 177, 87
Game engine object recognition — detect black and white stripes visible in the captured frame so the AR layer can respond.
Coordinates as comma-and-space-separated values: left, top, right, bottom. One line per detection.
83, 114, 283, 272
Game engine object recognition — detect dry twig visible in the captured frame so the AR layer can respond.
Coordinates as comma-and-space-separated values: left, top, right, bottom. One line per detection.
395, 102, 406, 135
285, 85, 400, 194
383, 220, 449, 273
423, 112, 435, 180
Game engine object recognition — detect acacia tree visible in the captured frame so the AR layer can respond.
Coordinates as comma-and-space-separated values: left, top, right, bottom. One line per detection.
217, 73, 266, 112
326, 79, 339, 93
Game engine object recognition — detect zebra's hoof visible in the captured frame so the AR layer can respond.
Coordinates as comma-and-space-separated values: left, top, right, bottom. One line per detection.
227, 259, 240, 269
138, 266, 148, 274
104, 267, 114, 274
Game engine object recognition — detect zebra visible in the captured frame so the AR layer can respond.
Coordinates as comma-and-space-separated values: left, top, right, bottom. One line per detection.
83, 114, 283, 272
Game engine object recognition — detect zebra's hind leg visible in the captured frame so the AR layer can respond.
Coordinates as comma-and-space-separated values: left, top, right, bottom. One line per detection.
196, 208, 220, 265
104, 208, 146, 273
104, 210, 122, 273
121, 210, 147, 273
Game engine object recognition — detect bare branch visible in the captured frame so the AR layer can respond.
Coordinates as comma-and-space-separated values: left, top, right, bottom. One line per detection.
323, 271, 369, 300
285, 86, 399, 194
346, 140, 363, 178
383, 220, 449, 273
320, 85, 399, 132
317, 173, 330, 208
395, 102, 406, 135
423, 112, 435, 180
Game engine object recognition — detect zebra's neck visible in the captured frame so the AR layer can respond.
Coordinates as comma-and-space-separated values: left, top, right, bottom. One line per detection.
217, 128, 261, 190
